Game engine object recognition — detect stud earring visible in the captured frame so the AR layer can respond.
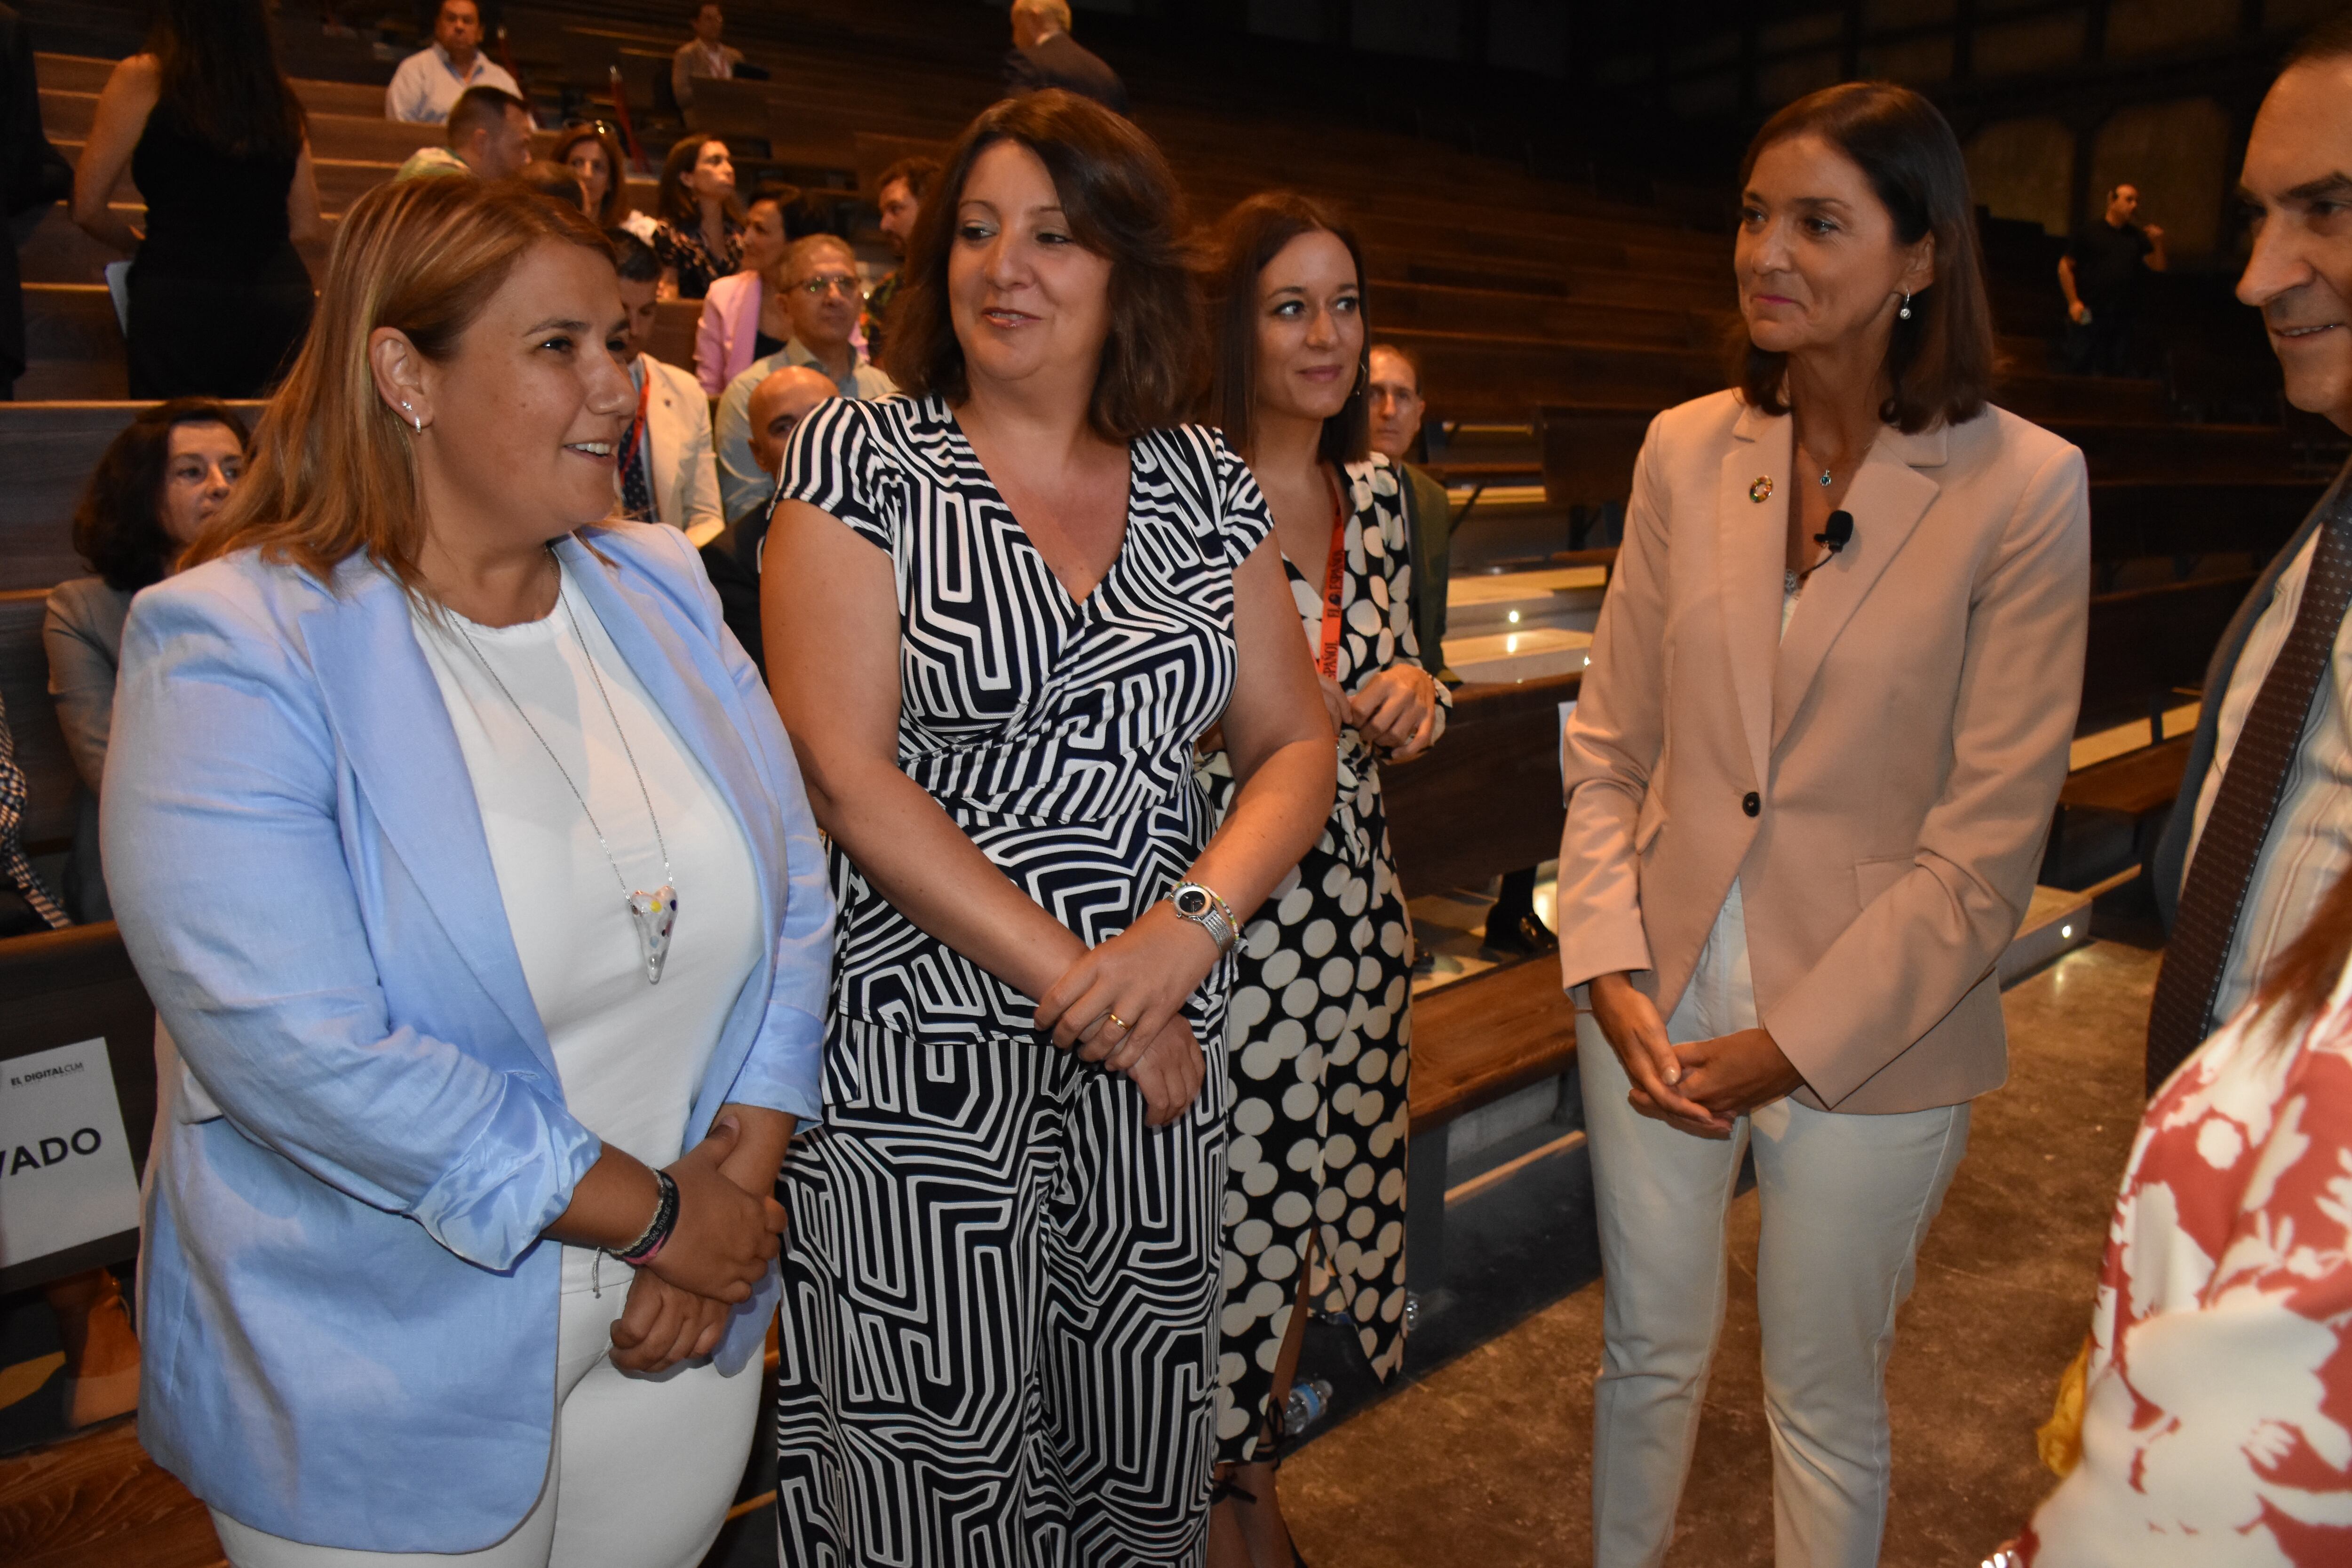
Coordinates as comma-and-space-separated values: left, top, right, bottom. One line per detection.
1899, 291, 1914, 320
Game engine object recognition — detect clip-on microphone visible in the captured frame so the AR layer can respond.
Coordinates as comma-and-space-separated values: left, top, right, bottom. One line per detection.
1795, 509, 1854, 581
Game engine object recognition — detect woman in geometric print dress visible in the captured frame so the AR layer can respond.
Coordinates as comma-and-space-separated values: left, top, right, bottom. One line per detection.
761, 95, 1336, 1567
1197, 191, 1448, 1568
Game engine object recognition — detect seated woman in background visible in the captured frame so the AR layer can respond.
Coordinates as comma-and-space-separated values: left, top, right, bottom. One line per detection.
44, 397, 249, 923
650, 133, 743, 301
107, 175, 831, 1568
2012, 867, 2352, 1564
68, 0, 321, 398
1196, 190, 1446, 1568
693, 183, 797, 394
555, 122, 656, 243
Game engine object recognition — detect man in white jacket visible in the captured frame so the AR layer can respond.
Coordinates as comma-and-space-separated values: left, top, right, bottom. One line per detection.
610, 230, 724, 545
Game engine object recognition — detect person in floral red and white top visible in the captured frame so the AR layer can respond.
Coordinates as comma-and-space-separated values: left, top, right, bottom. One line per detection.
2017, 948, 2352, 1564
2015, 22, 2352, 1565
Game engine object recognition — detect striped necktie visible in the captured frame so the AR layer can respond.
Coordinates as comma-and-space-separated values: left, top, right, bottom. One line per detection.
619, 367, 654, 522
2145, 470, 2352, 1092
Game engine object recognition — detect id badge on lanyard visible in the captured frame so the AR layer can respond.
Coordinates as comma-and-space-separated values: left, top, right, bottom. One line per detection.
1317, 477, 1349, 679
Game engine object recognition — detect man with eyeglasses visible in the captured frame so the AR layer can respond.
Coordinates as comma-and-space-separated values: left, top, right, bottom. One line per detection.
715, 233, 897, 520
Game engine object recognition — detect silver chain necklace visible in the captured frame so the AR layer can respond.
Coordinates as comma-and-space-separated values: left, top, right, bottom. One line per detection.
450, 563, 679, 984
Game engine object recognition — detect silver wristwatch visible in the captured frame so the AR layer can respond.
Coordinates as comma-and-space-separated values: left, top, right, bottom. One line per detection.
1171, 881, 1240, 954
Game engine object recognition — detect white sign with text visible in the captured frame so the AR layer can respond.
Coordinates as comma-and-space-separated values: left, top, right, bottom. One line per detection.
0, 1038, 141, 1270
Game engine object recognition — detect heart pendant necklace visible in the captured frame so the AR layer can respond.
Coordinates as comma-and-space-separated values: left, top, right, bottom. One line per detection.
454, 560, 679, 985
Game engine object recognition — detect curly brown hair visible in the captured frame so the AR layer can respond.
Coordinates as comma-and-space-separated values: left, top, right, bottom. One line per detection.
881, 91, 1201, 442
73, 399, 252, 591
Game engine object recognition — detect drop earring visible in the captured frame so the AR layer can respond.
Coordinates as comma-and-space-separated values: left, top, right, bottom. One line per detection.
1899, 291, 1914, 320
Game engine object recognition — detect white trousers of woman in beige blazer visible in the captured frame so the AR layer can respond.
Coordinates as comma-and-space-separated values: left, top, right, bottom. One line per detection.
1558, 390, 2089, 1566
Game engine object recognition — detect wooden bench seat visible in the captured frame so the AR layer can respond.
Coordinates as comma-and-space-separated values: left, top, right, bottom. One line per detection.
2059, 734, 2193, 821
1408, 957, 1578, 1138
1383, 670, 1579, 899
1403, 955, 1581, 1284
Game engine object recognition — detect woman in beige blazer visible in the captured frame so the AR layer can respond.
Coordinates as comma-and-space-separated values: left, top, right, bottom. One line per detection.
1557, 83, 2088, 1568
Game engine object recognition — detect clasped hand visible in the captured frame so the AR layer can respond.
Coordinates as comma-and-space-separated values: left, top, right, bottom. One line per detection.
1586, 971, 1806, 1138
608, 1115, 788, 1375
1033, 903, 1218, 1128
1344, 666, 1440, 762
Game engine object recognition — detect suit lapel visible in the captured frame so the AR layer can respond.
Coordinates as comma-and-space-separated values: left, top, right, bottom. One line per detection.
300, 563, 556, 1075
646, 364, 680, 520
1718, 403, 1787, 788
1770, 422, 1946, 747
557, 534, 784, 938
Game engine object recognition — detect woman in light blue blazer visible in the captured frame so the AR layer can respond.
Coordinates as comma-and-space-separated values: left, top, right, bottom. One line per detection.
103, 176, 830, 1568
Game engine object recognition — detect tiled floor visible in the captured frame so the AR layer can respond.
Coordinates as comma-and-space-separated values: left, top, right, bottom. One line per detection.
1278, 937, 2160, 1567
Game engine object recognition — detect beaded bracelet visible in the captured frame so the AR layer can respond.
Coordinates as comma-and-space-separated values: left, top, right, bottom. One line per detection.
612, 1169, 680, 1266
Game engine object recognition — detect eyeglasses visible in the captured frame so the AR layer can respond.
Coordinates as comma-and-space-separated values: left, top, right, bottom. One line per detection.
795, 276, 863, 299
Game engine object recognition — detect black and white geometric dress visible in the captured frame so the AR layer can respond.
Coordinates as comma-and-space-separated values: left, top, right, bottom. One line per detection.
1198, 454, 1446, 1465
769, 393, 1276, 1566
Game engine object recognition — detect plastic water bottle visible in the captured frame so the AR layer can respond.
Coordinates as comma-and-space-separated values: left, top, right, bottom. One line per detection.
1283, 1377, 1335, 1435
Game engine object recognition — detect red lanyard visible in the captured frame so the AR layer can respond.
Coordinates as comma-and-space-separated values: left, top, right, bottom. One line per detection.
1316, 472, 1348, 679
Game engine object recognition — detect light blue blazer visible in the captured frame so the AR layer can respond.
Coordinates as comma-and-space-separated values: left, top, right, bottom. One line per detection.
103, 523, 832, 1552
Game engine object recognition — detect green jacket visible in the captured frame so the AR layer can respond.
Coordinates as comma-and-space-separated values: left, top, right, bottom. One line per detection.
1399, 460, 1454, 678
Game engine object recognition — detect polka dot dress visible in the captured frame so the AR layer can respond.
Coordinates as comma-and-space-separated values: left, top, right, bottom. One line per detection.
1198, 454, 1448, 1465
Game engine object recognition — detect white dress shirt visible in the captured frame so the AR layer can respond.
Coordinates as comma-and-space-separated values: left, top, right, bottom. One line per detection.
714, 340, 896, 523
385, 42, 521, 125
2184, 526, 2352, 1026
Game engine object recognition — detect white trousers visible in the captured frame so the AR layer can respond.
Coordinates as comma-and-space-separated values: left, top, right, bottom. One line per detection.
1578, 982, 1969, 1568
212, 1249, 762, 1568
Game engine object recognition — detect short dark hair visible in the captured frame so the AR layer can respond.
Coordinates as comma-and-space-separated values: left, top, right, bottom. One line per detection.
73, 400, 251, 592
2286, 10, 2352, 66
1732, 81, 1994, 434
1368, 341, 1423, 396
608, 229, 661, 283
1201, 191, 1371, 466
657, 133, 743, 229
446, 84, 525, 147
883, 90, 1201, 443
877, 155, 942, 204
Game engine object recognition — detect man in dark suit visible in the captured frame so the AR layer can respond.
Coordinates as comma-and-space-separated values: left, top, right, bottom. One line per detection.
2145, 16, 2352, 1092
1002, 0, 1128, 116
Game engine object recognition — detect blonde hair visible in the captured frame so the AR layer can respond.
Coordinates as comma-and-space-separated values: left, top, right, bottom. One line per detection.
184, 176, 614, 594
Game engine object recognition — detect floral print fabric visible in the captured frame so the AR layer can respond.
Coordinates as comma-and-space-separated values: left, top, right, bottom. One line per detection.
2022, 965, 2352, 1564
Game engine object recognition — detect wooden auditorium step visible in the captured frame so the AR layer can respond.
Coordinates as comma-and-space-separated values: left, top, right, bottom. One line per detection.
35, 51, 382, 119
38, 86, 429, 166
0, 1418, 222, 1568
1407, 956, 1578, 1140
18, 283, 124, 401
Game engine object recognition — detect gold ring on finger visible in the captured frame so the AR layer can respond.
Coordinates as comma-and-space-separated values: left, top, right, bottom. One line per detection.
1104, 1011, 1131, 1033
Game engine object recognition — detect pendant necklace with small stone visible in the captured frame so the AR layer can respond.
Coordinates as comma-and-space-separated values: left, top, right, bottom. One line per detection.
452, 559, 679, 984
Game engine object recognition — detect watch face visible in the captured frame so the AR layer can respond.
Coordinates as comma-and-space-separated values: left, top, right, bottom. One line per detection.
1175, 887, 1209, 916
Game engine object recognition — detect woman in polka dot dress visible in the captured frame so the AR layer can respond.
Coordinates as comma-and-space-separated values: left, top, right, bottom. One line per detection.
1196, 191, 1449, 1567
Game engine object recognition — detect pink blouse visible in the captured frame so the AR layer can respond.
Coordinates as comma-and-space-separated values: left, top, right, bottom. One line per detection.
694, 270, 763, 395
2021, 966, 2352, 1564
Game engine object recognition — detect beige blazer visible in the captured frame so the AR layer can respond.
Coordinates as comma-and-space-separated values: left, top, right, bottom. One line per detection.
1558, 389, 2089, 1114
